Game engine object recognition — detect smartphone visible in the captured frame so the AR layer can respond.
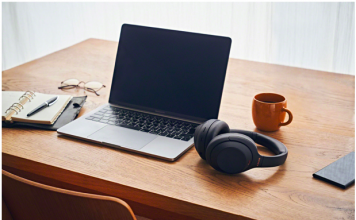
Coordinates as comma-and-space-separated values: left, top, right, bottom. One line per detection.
313, 152, 355, 189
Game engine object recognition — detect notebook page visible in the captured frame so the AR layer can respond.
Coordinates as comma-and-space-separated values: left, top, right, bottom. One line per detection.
12, 93, 72, 124
2, 91, 27, 117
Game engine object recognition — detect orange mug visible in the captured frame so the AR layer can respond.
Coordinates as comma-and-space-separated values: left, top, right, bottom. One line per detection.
252, 93, 293, 132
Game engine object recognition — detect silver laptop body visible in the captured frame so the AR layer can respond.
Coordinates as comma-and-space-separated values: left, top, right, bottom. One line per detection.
57, 24, 231, 161
58, 103, 200, 161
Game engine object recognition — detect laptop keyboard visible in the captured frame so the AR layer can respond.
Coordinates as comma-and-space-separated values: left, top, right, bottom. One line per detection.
85, 106, 200, 141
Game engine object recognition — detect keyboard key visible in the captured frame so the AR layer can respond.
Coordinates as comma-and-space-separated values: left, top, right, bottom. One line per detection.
166, 134, 175, 138
182, 134, 193, 141
159, 131, 168, 136
116, 123, 140, 130
187, 128, 196, 134
180, 130, 188, 135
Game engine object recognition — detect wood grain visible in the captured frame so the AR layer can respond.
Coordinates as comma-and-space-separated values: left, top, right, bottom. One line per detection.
2, 39, 355, 220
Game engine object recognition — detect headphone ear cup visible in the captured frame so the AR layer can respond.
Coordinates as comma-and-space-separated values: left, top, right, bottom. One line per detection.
194, 119, 230, 160
193, 124, 202, 146
204, 120, 229, 151
194, 120, 217, 160
206, 134, 254, 174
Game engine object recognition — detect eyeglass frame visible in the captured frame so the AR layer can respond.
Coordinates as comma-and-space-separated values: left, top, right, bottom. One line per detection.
58, 80, 106, 96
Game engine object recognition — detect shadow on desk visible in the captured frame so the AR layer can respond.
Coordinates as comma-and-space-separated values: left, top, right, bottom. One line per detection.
193, 158, 286, 198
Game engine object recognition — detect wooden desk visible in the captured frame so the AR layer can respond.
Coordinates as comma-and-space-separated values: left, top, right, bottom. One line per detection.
3, 39, 355, 220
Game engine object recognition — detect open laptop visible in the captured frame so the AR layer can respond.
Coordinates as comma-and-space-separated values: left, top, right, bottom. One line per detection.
57, 24, 231, 161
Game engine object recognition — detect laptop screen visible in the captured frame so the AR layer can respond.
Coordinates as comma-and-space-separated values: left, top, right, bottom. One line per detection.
109, 24, 231, 122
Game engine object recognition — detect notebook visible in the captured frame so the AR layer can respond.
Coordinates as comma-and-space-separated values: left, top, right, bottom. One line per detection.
2, 91, 72, 125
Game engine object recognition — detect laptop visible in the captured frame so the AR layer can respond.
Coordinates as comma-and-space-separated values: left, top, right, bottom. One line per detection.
57, 24, 231, 161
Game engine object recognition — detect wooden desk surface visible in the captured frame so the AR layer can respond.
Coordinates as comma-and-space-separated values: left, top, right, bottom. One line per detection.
2, 39, 355, 220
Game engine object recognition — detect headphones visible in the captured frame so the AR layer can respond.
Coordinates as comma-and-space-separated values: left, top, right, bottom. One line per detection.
194, 119, 288, 174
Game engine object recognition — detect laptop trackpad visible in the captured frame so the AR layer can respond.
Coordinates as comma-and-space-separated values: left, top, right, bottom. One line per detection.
88, 125, 157, 150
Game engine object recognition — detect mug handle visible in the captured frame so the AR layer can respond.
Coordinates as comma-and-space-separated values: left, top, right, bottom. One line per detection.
280, 108, 293, 126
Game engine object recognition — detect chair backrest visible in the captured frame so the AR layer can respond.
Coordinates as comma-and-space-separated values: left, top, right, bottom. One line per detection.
2, 170, 136, 220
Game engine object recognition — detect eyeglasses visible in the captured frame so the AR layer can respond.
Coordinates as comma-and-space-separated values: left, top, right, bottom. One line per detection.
58, 79, 106, 96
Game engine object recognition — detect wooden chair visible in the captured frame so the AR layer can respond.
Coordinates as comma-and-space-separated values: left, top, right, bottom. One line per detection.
2, 170, 138, 220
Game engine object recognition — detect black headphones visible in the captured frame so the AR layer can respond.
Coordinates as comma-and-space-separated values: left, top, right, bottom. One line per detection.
194, 119, 288, 174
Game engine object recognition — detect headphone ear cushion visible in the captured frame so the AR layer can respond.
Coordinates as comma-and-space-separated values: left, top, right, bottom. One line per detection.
194, 119, 230, 160
194, 120, 217, 160
193, 124, 202, 146
204, 120, 230, 149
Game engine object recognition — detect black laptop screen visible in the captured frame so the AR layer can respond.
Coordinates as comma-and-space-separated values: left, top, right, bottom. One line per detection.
109, 24, 231, 121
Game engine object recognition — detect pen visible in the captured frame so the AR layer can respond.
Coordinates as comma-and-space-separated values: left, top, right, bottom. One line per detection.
27, 96, 58, 117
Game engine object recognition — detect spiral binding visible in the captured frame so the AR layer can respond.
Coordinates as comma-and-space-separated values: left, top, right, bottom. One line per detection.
5, 91, 36, 117
11, 103, 24, 111
19, 91, 35, 102
26, 91, 36, 97
13, 102, 24, 109
10, 104, 21, 112
5, 103, 24, 115
5, 107, 19, 115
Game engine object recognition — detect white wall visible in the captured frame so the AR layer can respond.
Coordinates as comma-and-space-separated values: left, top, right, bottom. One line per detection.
2, 2, 355, 75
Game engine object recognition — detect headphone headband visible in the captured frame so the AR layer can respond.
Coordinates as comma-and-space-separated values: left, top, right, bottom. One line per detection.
230, 129, 288, 167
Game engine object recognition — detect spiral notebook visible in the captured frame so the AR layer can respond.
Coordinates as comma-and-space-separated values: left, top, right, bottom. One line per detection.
2, 91, 72, 125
